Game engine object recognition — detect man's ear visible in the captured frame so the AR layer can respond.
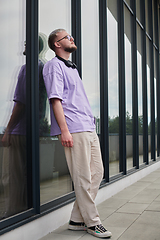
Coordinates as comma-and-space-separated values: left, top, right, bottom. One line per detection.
54, 41, 61, 48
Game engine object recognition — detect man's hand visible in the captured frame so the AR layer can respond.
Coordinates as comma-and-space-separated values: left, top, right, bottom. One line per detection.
61, 130, 73, 148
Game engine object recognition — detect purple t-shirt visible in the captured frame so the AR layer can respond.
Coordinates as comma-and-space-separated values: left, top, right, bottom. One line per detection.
11, 64, 26, 135
43, 57, 95, 136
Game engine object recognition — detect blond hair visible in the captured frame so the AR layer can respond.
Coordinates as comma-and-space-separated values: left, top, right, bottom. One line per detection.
48, 28, 66, 51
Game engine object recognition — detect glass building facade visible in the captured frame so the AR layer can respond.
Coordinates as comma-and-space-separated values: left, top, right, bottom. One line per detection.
0, 0, 160, 236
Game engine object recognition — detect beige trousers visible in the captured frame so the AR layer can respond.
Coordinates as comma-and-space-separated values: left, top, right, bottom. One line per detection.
63, 131, 104, 227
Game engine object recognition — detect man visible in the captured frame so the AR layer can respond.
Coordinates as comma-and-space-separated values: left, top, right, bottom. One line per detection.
43, 29, 112, 238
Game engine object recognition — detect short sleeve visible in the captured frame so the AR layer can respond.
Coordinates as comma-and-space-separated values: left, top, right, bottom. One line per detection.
43, 62, 64, 102
13, 65, 26, 105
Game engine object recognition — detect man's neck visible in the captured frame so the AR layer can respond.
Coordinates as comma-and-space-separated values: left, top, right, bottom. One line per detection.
56, 55, 77, 69
56, 52, 70, 60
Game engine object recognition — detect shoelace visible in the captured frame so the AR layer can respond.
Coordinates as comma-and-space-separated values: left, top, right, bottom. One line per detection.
96, 224, 107, 233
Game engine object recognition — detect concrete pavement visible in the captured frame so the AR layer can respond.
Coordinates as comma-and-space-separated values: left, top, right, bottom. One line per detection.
39, 167, 160, 240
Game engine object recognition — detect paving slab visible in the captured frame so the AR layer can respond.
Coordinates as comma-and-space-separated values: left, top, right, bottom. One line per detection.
97, 197, 128, 210
129, 180, 151, 189
129, 188, 160, 204
39, 167, 160, 240
146, 201, 160, 211
103, 212, 139, 228
118, 211, 160, 240
40, 233, 82, 240
112, 185, 144, 200
155, 195, 160, 201
117, 202, 149, 214
98, 207, 116, 221
154, 178, 160, 183
146, 182, 160, 189
140, 174, 160, 183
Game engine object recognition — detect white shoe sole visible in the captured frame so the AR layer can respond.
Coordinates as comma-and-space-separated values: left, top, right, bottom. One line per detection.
68, 224, 87, 231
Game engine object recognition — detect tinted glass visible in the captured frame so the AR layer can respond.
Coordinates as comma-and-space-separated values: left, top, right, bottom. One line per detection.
39, 0, 72, 205
0, 0, 27, 219
81, 0, 100, 135
137, 24, 144, 165
136, 0, 141, 23
107, 0, 120, 177
145, 0, 149, 35
154, 47, 157, 155
124, 5, 133, 171
146, 37, 151, 161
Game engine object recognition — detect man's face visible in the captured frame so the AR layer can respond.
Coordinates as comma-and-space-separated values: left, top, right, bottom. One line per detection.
56, 31, 77, 53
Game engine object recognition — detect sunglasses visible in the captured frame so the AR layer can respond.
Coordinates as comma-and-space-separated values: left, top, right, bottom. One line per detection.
57, 35, 74, 42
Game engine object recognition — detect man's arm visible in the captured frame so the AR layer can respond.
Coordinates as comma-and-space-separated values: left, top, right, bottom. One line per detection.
51, 98, 73, 147
2, 102, 25, 147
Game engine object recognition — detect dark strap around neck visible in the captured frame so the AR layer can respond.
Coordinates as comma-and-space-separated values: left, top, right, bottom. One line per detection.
56, 55, 77, 69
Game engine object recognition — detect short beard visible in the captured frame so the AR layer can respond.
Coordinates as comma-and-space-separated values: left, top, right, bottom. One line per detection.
64, 45, 77, 53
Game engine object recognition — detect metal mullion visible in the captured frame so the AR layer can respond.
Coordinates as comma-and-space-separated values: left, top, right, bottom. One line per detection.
40, 192, 76, 213
99, 0, 109, 182
148, 0, 156, 161
141, 0, 148, 164
154, 0, 160, 156
0, 210, 34, 234
71, 0, 82, 78
118, 0, 126, 175
131, 0, 139, 169
26, 0, 40, 214
70, 0, 81, 192
156, 48, 160, 156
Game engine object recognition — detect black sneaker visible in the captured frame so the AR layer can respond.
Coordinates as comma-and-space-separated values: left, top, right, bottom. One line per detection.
68, 220, 87, 231
87, 224, 112, 238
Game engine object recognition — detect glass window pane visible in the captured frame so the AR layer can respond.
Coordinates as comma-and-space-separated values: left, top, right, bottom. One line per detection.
136, 0, 141, 23
124, 5, 133, 171
152, 0, 155, 44
137, 24, 144, 165
154, 48, 157, 156
125, 0, 131, 7
107, 0, 120, 177
0, 0, 28, 219
146, 37, 151, 161
39, 0, 72, 205
145, 0, 149, 35
81, 0, 100, 135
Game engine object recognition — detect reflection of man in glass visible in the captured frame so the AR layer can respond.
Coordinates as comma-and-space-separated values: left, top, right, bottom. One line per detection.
1, 35, 47, 218
1, 53, 27, 217
43, 29, 112, 238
